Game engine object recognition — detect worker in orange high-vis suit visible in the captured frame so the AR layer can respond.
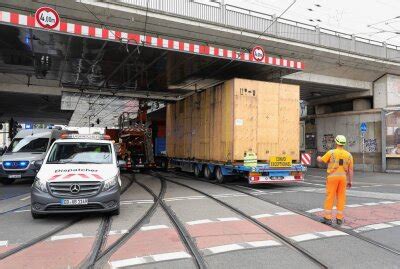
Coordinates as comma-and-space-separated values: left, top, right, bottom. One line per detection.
317, 135, 354, 225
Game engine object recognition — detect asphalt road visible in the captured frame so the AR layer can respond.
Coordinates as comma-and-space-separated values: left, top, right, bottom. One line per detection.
0, 168, 398, 268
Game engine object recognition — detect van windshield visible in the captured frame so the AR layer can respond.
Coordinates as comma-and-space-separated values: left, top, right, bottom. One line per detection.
46, 142, 112, 164
7, 137, 49, 153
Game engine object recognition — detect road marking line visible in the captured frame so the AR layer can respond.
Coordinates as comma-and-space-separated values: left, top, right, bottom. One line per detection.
164, 195, 205, 202
109, 252, 191, 268
207, 243, 244, 254
252, 213, 273, 219
269, 191, 283, 194
308, 175, 325, 179
363, 202, 379, 206
355, 223, 394, 232
306, 208, 323, 213
213, 193, 247, 198
380, 201, 396, 204
346, 204, 363, 208
275, 212, 296, 216
110, 257, 147, 268
301, 188, 317, 192
136, 201, 154, 204
300, 182, 325, 187
217, 217, 241, 222
237, 185, 263, 193
317, 231, 347, 237
187, 219, 213, 225
389, 221, 400, 226
0, 241, 8, 247
152, 251, 192, 261
20, 196, 30, 201
140, 225, 169, 231
121, 200, 153, 204
290, 233, 320, 242
51, 233, 83, 241
108, 230, 128, 235
14, 209, 30, 213
246, 240, 281, 247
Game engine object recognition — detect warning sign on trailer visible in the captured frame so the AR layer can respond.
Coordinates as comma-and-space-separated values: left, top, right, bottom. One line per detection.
270, 156, 292, 168
35, 7, 60, 29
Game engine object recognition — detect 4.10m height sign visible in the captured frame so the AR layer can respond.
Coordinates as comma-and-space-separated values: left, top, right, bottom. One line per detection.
35, 7, 60, 29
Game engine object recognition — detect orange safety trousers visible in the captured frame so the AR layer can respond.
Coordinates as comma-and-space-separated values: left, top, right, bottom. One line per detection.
324, 176, 346, 220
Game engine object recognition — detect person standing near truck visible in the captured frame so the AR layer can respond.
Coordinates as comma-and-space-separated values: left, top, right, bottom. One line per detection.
317, 135, 354, 225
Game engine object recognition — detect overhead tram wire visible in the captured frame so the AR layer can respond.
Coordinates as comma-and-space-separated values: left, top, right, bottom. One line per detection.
171, 0, 298, 95
76, 1, 154, 127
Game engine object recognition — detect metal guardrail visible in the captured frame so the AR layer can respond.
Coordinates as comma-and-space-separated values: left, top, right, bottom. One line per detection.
109, 0, 400, 61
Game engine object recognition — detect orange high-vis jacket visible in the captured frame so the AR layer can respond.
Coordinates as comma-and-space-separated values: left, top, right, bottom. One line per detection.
321, 148, 353, 178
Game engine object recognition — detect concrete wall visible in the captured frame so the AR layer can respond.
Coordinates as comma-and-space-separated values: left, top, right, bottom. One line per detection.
315, 110, 382, 172
374, 74, 400, 108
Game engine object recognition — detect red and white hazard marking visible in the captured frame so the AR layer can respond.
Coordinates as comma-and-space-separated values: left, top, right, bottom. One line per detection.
301, 153, 312, 166
0, 10, 304, 70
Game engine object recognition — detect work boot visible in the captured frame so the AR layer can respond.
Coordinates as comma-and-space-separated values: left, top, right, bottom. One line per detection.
321, 217, 332, 225
336, 219, 343, 225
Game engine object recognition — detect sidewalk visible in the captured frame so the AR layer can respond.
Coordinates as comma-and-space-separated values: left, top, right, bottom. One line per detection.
307, 168, 400, 185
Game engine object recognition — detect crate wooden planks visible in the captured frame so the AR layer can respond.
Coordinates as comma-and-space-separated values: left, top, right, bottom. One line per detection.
166, 78, 300, 162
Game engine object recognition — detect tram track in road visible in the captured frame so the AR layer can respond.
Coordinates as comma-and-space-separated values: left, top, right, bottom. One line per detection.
0, 174, 135, 262
91, 174, 167, 268
153, 171, 328, 269
221, 183, 400, 256
169, 171, 400, 257
135, 178, 207, 269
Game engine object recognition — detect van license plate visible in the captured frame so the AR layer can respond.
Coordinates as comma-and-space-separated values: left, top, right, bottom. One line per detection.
61, 199, 88, 205
8, 174, 21, 179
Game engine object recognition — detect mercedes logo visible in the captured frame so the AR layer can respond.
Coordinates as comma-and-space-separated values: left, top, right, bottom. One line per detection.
70, 184, 80, 194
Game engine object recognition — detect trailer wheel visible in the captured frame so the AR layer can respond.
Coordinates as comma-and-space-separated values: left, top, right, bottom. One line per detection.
194, 165, 203, 177
215, 166, 225, 183
203, 166, 214, 180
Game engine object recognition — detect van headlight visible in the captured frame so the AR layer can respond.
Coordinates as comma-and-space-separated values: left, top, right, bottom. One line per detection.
33, 177, 48, 193
103, 176, 118, 191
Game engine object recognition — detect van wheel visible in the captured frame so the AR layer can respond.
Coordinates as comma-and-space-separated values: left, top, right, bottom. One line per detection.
204, 166, 214, 180
194, 165, 203, 177
31, 211, 45, 219
1, 178, 15, 185
215, 166, 226, 183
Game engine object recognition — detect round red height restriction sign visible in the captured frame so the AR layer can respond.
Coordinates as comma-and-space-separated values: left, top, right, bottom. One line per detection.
252, 46, 265, 62
35, 7, 60, 29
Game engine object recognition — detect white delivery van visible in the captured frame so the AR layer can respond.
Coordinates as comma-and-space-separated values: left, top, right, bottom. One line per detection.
0, 129, 68, 184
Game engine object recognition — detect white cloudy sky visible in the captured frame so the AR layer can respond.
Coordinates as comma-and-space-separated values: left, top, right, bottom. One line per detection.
226, 0, 400, 46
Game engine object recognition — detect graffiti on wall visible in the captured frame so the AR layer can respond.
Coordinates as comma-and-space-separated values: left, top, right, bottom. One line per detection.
364, 138, 378, 152
322, 134, 335, 151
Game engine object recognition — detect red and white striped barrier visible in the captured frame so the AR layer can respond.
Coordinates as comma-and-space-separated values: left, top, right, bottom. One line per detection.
0, 9, 304, 70
301, 153, 312, 166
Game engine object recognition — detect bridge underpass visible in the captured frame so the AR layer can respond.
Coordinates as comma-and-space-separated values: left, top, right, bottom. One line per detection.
0, 2, 399, 171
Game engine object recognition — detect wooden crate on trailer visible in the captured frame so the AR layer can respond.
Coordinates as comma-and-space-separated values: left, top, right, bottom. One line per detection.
166, 78, 300, 162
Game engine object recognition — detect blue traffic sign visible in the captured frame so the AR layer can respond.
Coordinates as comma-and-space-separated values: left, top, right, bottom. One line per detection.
360, 122, 367, 133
